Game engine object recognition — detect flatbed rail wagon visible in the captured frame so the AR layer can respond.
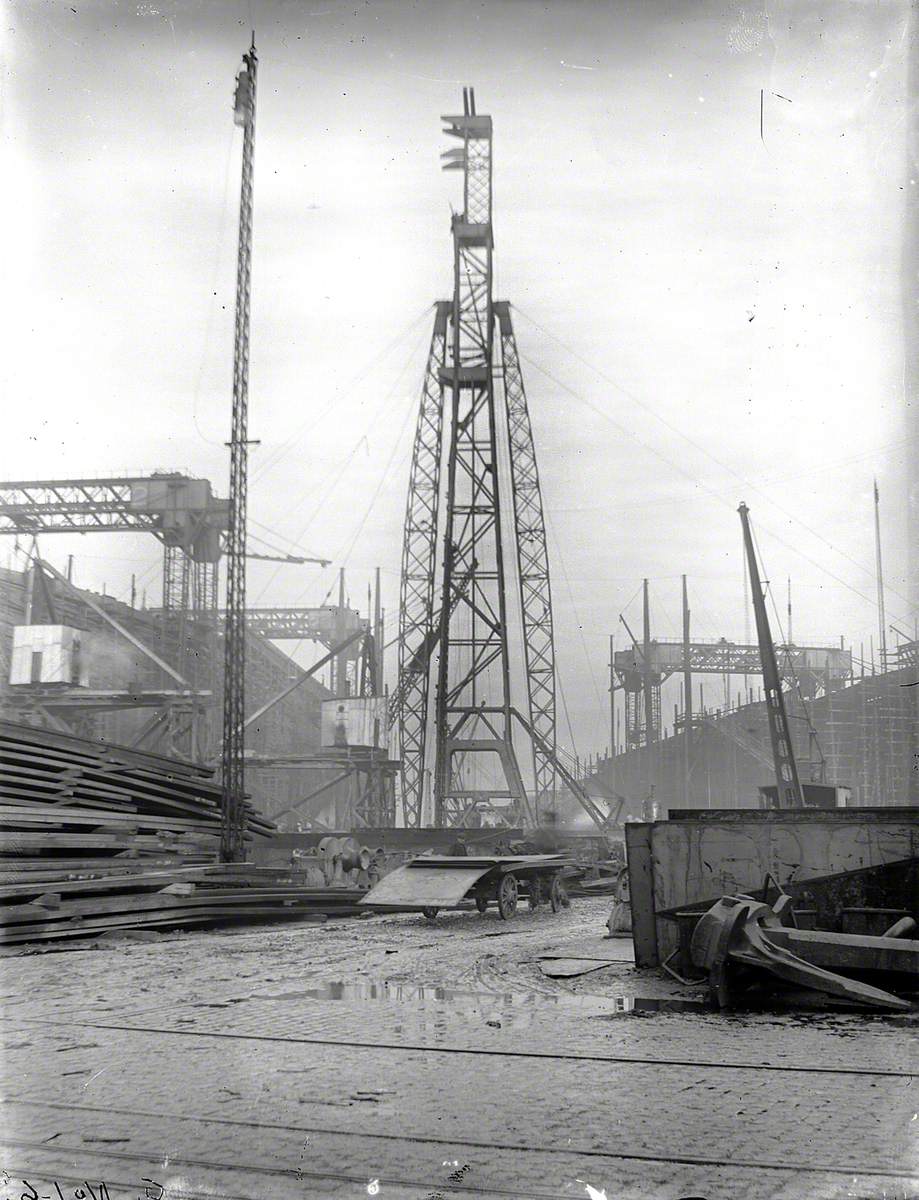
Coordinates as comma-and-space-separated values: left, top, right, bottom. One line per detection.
359, 853, 572, 921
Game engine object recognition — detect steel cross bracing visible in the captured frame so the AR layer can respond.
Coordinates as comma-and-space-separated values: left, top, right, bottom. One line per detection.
221, 40, 257, 862
0, 479, 161, 533
241, 606, 366, 647
395, 303, 450, 827
615, 634, 851, 749
161, 549, 219, 762
396, 89, 557, 829
0, 476, 227, 550
350, 632, 397, 827
435, 93, 524, 828
495, 302, 557, 811
613, 640, 852, 687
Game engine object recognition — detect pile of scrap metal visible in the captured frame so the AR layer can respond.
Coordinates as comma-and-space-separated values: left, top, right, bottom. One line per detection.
688, 887, 918, 1012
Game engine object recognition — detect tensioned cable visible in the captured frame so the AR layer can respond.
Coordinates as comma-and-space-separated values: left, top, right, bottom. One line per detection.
513, 304, 913, 610
544, 507, 607, 752
246, 521, 327, 563
247, 340, 428, 676
517, 347, 894, 619
250, 303, 435, 485
335, 389, 420, 571
250, 320, 431, 606
756, 434, 916, 488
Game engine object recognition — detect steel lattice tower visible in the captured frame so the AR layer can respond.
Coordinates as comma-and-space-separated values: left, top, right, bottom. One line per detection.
221, 39, 257, 862
395, 90, 557, 828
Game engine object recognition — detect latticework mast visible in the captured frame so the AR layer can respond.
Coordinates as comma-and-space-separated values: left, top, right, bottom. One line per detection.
495, 303, 557, 813
221, 39, 257, 861
395, 89, 557, 828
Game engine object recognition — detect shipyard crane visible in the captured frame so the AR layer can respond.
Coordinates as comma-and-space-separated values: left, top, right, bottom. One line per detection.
0, 473, 340, 760
739, 502, 805, 808
221, 37, 258, 861
395, 92, 627, 834
396, 90, 559, 831
0, 473, 328, 607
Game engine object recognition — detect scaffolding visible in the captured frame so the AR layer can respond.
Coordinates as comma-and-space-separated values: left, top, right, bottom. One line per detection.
590, 666, 917, 814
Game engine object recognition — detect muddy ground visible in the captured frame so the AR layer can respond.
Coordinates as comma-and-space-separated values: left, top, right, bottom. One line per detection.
0, 896, 916, 1199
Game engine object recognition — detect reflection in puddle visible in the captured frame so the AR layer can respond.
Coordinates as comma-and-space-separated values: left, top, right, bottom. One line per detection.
257, 981, 547, 1006
604, 996, 712, 1015
256, 979, 561, 1034
251, 979, 710, 1023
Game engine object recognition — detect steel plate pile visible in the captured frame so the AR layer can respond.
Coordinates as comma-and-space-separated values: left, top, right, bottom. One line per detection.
0, 720, 364, 944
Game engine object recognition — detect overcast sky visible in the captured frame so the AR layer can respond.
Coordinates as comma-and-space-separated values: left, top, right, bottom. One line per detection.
2, 0, 913, 757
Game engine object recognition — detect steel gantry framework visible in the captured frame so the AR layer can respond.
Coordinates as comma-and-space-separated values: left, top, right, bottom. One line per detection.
613, 575, 851, 752
0, 474, 226, 761
395, 89, 558, 829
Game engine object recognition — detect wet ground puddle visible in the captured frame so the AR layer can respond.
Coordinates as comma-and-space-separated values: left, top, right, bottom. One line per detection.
243, 979, 711, 1027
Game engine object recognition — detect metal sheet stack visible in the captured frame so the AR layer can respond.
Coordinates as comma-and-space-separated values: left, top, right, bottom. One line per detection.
0, 720, 364, 945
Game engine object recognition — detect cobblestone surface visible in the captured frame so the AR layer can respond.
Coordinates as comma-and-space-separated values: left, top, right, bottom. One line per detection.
0, 898, 916, 1199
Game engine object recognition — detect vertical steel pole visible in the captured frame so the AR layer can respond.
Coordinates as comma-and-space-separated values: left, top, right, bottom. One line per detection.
608, 632, 615, 761
682, 574, 692, 806
874, 480, 888, 671
642, 579, 654, 745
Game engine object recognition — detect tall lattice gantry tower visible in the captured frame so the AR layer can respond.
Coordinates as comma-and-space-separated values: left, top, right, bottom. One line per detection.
395, 89, 557, 829
221, 38, 257, 861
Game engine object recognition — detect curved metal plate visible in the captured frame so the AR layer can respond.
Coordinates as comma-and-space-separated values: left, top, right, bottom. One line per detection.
359, 864, 491, 909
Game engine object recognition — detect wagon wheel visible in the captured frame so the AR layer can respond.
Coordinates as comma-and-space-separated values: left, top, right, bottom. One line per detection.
550, 875, 568, 913
421, 906, 439, 921
528, 878, 542, 910
475, 896, 489, 914
496, 873, 518, 920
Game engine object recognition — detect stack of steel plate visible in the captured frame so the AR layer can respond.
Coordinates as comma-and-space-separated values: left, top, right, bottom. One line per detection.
0, 720, 365, 944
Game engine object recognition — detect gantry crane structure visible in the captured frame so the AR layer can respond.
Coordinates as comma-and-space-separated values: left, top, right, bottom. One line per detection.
0, 473, 227, 759
395, 89, 559, 830
613, 577, 851, 751
0, 473, 351, 764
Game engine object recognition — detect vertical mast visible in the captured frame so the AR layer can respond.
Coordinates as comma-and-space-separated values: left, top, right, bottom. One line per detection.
608, 633, 616, 762
433, 88, 528, 826
395, 303, 450, 826
682, 574, 692, 805
397, 91, 559, 829
874, 479, 888, 671
787, 577, 793, 645
642, 579, 655, 744
739, 502, 804, 808
221, 37, 257, 862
